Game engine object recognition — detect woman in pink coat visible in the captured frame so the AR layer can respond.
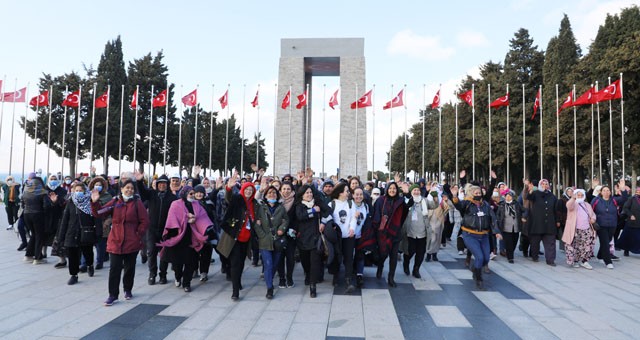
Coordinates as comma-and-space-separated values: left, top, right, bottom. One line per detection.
561, 189, 597, 269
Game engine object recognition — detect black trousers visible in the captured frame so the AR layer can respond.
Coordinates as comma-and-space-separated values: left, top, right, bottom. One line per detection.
457, 233, 466, 251
229, 241, 248, 296
340, 237, 356, 281
199, 244, 213, 274
215, 247, 230, 274
68, 245, 94, 276
597, 226, 616, 265
277, 237, 297, 281
146, 234, 168, 278
520, 233, 531, 256
174, 261, 197, 288
24, 213, 45, 260
502, 231, 520, 260
529, 233, 556, 263
404, 237, 427, 271
442, 218, 453, 244
299, 248, 322, 284
379, 242, 400, 276
5, 201, 19, 226
108, 252, 137, 298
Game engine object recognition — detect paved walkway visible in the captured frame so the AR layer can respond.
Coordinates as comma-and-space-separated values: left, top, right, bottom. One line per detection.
2, 210, 640, 339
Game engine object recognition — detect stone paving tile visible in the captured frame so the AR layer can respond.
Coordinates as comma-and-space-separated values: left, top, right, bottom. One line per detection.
247, 310, 296, 337
293, 302, 331, 323
326, 295, 365, 338
426, 305, 472, 327
286, 323, 327, 340
362, 289, 403, 339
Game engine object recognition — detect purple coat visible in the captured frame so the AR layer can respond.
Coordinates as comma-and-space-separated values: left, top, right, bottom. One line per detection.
158, 199, 211, 252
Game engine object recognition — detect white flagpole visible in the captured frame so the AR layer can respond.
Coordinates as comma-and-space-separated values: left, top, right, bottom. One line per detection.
74, 85, 82, 176
539, 85, 543, 180
355, 83, 359, 176
596, 81, 602, 182
21, 85, 30, 181
322, 84, 326, 177
488, 83, 492, 173
288, 85, 292, 173
422, 84, 425, 178
305, 83, 310, 171
148, 84, 154, 176
573, 85, 577, 185
506, 84, 510, 186
61, 85, 69, 177
224, 84, 230, 176
90, 83, 97, 171
178, 85, 183, 175
33, 88, 40, 170
132, 85, 139, 172
389, 84, 393, 175
103, 85, 110, 174
256, 84, 260, 174
472, 84, 475, 179
0, 75, 6, 145
193, 84, 199, 168
273, 83, 278, 175
455, 98, 459, 180
403, 84, 407, 179
590, 84, 594, 180
118, 84, 124, 176
555, 84, 560, 194
8, 79, 18, 175
438, 85, 442, 181
371, 85, 375, 180
241, 84, 246, 174
163, 81, 169, 174
522, 84, 526, 180
209, 84, 214, 177
620, 73, 625, 177
608, 77, 614, 185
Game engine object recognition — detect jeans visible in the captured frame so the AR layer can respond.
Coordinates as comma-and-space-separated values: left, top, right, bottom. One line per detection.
354, 238, 365, 275
5, 201, 19, 226
199, 243, 213, 274
17, 216, 27, 245
96, 238, 107, 266
597, 226, 616, 265
462, 232, 490, 269
108, 252, 137, 298
146, 234, 168, 278
260, 249, 281, 289
341, 237, 356, 281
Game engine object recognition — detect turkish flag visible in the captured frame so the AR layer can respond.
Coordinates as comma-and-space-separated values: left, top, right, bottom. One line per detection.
531, 88, 541, 120
62, 90, 80, 107
251, 90, 259, 108
219, 90, 228, 109
594, 79, 622, 103
431, 90, 440, 109
295, 90, 307, 109
458, 89, 473, 107
281, 90, 291, 109
182, 89, 197, 107
350, 89, 373, 109
29, 91, 49, 107
152, 89, 167, 107
2, 87, 27, 102
95, 91, 109, 108
130, 89, 138, 109
573, 87, 595, 106
383, 89, 404, 110
557, 91, 573, 115
329, 89, 339, 110
490, 93, 509, 108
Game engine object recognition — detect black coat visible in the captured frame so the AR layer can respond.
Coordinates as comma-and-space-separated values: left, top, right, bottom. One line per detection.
496, 200, 525, 232
221, 188, 259, 239
294, 198, 332, 251
137, 182, 177, 242
524, 190, 558, 235
58, 200, 101, 248
622, 195, 640, 228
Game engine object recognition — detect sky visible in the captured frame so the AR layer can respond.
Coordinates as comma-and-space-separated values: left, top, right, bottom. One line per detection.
0, 0, 636, 179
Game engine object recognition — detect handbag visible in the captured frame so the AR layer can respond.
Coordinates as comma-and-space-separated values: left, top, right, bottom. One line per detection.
80, 225, 97, 245
378, 198, 389, 231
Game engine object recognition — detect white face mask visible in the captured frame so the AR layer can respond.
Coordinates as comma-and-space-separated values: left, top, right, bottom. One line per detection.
187, 197, 195, 203
205, 187, 213, 194
122, 194, 134, 202
576, 198, 585, 204
412, 194, 422, 202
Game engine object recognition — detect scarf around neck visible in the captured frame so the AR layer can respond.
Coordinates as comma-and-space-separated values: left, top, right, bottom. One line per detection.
72, 192, 93, 215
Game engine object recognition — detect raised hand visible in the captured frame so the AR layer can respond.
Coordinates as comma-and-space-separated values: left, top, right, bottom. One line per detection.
135, 171, 144, 182
91, 189, 100, 202
490, 170, 497, 179
460, 169, 466, 179
215, 177, 224, 189
49, 191, 58, 203
394, 172, 401, 183
227, 175, 237, 189
450, 186, 459, 197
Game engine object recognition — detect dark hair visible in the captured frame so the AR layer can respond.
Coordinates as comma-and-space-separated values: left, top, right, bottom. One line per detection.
120, 179, 136, 190
280, 182, 294, 193
331, 182, 348, 200
385, 182, 400, 198
349, 177, 363, 192
264, 185, 281, 201
295, 184, 315, 204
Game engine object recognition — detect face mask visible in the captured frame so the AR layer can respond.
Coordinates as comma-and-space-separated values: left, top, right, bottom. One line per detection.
6, 180, 13, 185
267, 198, 278, 204
205, 187, 213, 194
187, 197, 195, 203
65, 179, 72, 185
48, 180, 59, 189
576, 198, 585, 204
505, 198, 513, 204
255, 185, 261, 191
94, 185, 102, 192
473, 195, 483, 201
74, 192, 85, 199
412, 195, 422, 202
122, 194, 133, 202
492, 192, 499, 198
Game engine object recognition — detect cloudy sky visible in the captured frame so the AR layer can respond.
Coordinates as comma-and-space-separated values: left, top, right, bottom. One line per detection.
0, 0, 635, 178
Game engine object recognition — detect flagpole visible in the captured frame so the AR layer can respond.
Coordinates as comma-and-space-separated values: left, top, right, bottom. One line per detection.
0, 75, 6, 147
62, 85, 69, 177
288, 85, 292, 174
241, 84, 246, 174
488, 83, 492, 173
355, 83, 359, 176
304, 83, 310, 171
163, 81, 169, 174
132, 85, 139, 172
21, 86, 30, 182
522, 84, 526, 180
90, 83, 97, 171
422, 84, 425, 178
273, 83, 278, 175
178, 85, 183, 176
8, 79, 18, 175
148, 84, 154, 177
438, 85, 442, 181
194, 84, 200, 169
555, 84, 560, 195
590, 84, 594, 181
389, 84, 393, 175
372, 85, 375, 180
322, 84, 326, 177
256, 84, 261, 174
455, 99, 458, 180
539, 85, 543, 180
472, 83, 475, 179
403, 84, 407, 179
596, 81, 602, 182
33, 89, 40, 170
44, 85, 52, 175
608, 77, 613, 186
118, 84, 124, 176
573, 85, 577, 185
74, 85, 82, 176
104, 85, 110, 174
620, 73, 625, 177
506, 84, 510, 186
209, 84, 214, 177
224, 84, 230, 176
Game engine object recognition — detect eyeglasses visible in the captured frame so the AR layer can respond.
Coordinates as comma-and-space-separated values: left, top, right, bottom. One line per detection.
188, 192, 195, 196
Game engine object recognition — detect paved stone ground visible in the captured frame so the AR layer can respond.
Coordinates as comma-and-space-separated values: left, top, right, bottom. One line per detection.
2, 208, 640, 340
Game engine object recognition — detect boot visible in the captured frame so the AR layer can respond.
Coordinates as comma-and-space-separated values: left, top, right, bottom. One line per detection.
376, 264, 384, 279
310, 284, 317, 298
474, 268, 484, 290
387, 273, 397, 288
412, 266, 422, 279
356, 274, 364, 288
345, 278, 355, 294
266, 288, 274, 299
403, 256, 410, 275
464, 255, 471, 268
426, 254, 432, 262
432, 253, 439, 262
88, 265, 94, 277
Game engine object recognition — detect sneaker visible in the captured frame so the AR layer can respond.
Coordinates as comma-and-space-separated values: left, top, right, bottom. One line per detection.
95, 263, 103, 270
175, 280, 181, 288
17, 243, 27, 251
490, 253, 497, 260
67, 275, 78, 285
23, 256, 34, 262
611, 255, 620, 261
104, 296, 118, 306
572, 262, 580, 268
458, 250, 464, 255
278, 278, 287, 288
88, 266, 94, 277
54, 262, 67, 269
79, 266, 87, 273
33, 259, 47, 265
580, 261, 593, 270
124, 291, 133, 300
287, 278, 294, 288
606, 263, 614, 269
200, 273, 208, 282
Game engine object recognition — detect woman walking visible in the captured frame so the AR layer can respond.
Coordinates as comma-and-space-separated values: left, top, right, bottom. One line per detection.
618, 186, 640, 257
329, 182, 358, 292
277, 182, 297, 288
561, 189, 597, 269
402, 184, 436, 278
2, 176, 20, 230
256, 186, 289, 299
496, 190, 525, 263
591, 180, 628, 268
22, 176, 52, 264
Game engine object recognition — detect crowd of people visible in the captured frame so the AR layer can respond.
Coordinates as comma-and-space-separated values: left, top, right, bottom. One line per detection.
1, 166, 638, 305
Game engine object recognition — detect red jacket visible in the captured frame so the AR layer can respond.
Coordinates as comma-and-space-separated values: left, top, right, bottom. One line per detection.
92, 197, 149, 254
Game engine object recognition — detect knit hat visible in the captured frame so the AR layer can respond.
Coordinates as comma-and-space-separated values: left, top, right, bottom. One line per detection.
156, 174, 169, 183
194, 184, 206, 194
409, 183, 420, 194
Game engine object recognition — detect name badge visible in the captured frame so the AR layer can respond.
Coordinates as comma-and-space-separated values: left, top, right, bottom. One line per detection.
477, 211, 485, 217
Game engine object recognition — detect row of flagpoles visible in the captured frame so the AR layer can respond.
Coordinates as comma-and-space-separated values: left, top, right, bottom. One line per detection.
0, 74, 625, 187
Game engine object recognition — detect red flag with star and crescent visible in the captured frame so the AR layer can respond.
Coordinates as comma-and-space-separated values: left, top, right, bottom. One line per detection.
2, 87, 27, 102
281, 90, 291, 109
182, 89, 197, 107
95, 91, 109, 108
296, 90, 308, 109
130, 89, 138, 109
29, 91, 49, 107
490, 93, 509, 108
572, 87, 595, 106
219, 90, 228, 109
557, 91, 573, 115
329, 89, 339, 110
383, 89, 404, 110
251, 90, 259, 108
594, 79, 622, 103
152, 89, 167, 107
62, 90, 80, 107
431, 90, 440, 109
351, 89, 373, 109
458, 89, 473, 107
531, 88, 541, 120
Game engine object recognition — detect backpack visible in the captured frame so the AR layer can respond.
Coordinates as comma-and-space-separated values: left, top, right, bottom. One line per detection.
330, 199, 353, 212
592, 197, 618, 213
